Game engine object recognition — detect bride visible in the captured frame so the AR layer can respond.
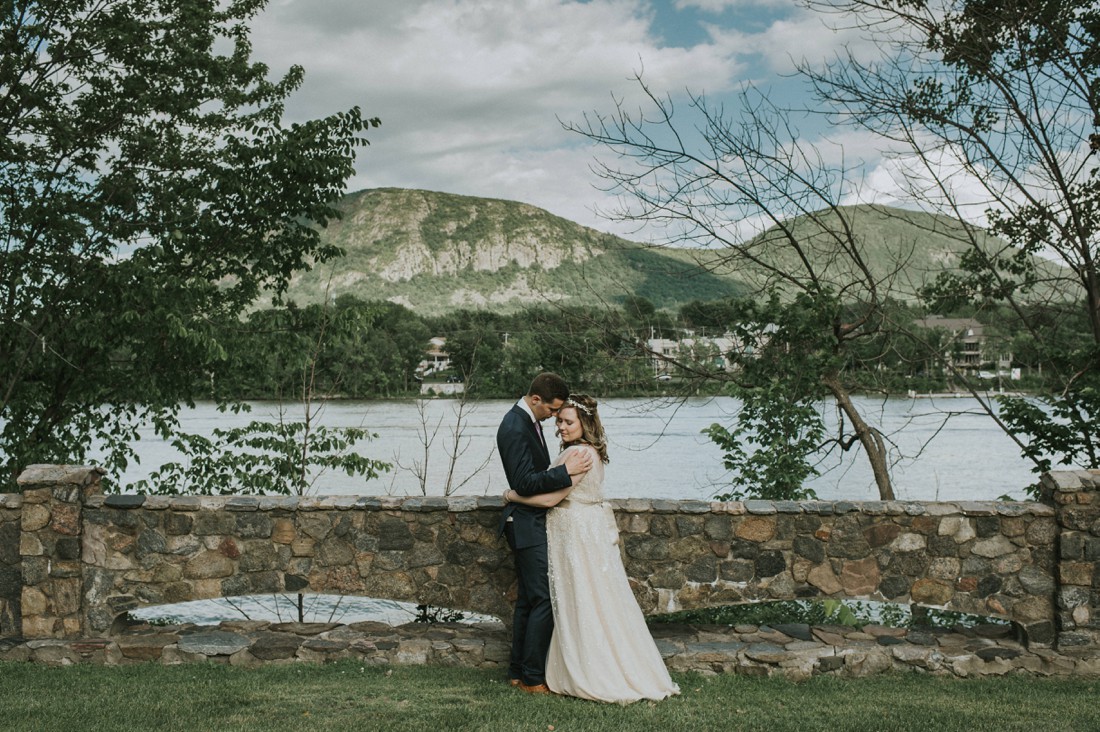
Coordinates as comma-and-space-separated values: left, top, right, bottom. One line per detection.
503, 394, 680, 704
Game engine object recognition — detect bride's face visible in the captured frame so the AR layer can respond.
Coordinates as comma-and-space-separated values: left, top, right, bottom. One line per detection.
555, 407, 583, 443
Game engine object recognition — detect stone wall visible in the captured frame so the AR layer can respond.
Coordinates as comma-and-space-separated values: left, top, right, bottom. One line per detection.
16, 465, 102, 638
75, 491, 1058, 644
80, 490, 509, 636
618, 496, 1057, 646
1041, 470, 1100, 651
3, 465, 1100, 667
11, 615, 1100, 679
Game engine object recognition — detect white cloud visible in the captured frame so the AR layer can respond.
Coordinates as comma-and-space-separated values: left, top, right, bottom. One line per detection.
247, 0, 748, 233
843, 145, 1001, 227
702, 6, 879, 79
245, 0, 913, 239
676, 0, 796, 11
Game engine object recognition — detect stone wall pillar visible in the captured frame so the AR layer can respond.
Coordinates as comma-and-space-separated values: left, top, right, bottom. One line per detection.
17, 465, 103, 638
1042, 469, 1100, 654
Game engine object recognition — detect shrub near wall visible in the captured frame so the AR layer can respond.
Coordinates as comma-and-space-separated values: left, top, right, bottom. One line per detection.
0, 494, 21, 635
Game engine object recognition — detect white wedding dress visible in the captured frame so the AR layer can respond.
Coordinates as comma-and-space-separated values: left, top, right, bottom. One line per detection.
544, 445, 680, 703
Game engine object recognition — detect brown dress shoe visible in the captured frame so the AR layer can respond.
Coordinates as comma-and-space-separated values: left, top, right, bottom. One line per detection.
509, 678, 521, 687
518, 682, 553, 695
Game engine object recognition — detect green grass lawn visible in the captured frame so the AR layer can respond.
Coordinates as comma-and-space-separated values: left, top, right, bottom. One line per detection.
1, 661, 1096, 732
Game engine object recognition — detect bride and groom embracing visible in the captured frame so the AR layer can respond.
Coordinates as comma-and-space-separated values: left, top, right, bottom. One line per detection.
496, 372, 680, 704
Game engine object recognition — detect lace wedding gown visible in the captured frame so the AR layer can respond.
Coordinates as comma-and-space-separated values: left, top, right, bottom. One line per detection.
544, 445, 680, 703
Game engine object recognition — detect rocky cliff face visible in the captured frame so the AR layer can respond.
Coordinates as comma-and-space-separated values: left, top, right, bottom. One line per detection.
330, 188, 604, 282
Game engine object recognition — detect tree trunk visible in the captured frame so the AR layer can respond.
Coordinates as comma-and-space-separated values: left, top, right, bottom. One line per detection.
822, 373, 895, 500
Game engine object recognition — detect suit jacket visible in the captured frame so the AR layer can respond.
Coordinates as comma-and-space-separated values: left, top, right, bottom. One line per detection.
497, 403, 571, 549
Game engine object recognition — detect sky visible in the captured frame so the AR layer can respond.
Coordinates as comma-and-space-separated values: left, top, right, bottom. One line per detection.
248, 0, 900, 238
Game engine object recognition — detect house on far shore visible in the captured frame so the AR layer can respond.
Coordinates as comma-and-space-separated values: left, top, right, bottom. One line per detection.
416, 337, 465, 395
646, 329, 770, 377
417, 337, 451, 378
913, 316, 1014, 379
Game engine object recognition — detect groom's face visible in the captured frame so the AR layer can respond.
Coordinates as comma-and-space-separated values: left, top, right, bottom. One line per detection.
531, 396, 564, 421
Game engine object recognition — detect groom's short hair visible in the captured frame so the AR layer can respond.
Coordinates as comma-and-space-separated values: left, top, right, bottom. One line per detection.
528, 372, 569, 403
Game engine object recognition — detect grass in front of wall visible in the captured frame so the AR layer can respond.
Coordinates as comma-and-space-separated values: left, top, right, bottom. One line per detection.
0, 660, 1097, 732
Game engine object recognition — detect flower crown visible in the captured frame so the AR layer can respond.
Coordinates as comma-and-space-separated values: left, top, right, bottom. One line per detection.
565, 398, 593, 415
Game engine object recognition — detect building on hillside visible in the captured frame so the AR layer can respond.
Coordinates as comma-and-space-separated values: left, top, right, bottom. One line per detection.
913, 316, 1014, 378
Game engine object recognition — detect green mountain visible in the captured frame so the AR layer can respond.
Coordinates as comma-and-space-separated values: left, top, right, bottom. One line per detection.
718, 204, 1067, 300
285, 188, 747, 314
283, 188, 1063, 314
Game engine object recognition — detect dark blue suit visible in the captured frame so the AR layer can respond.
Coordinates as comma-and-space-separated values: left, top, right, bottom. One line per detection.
497, 403, 571, 685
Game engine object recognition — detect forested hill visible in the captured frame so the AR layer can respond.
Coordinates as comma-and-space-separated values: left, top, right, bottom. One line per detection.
282, 188, 1055, 315
284, 188, 748, 315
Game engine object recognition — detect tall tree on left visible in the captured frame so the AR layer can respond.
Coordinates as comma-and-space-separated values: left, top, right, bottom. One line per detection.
0, 0, 380, 488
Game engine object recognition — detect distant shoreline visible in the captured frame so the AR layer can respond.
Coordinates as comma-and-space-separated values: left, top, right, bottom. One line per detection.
905, 390, 1029, 400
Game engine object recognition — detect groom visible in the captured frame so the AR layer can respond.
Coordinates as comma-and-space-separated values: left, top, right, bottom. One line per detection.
497, 372, 591, 694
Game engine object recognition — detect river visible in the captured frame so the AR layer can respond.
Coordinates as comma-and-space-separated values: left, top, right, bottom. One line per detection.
110, 394, 1045, 503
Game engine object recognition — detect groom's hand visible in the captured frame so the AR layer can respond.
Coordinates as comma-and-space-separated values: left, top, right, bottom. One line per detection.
563, 449, 592, 477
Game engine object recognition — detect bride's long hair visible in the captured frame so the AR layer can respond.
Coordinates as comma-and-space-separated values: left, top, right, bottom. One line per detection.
557, 393, 609, 464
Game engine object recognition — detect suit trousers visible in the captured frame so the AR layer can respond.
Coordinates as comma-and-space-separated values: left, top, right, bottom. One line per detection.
505, 521, 554, 685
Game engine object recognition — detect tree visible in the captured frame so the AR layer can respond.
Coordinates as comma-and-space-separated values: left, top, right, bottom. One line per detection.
0, 0, 380, 487
623, 294, 656, 321
439, 310, 516, 395
135, 290, 390, 624
567, 80, 926, 499
800, 0, 1099, 479
211, 303, 321, 400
